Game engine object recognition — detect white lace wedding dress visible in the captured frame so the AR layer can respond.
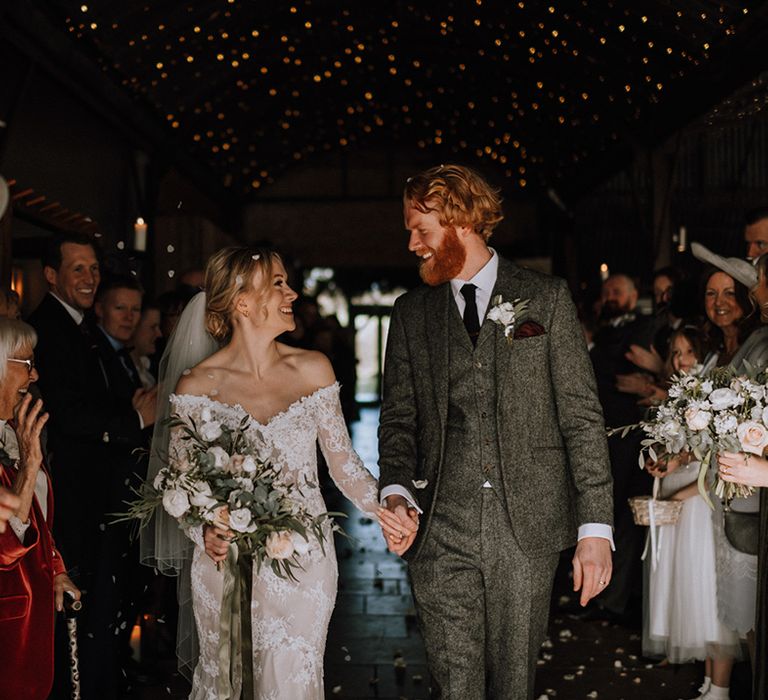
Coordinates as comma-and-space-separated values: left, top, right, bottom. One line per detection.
169, 383, 379, 700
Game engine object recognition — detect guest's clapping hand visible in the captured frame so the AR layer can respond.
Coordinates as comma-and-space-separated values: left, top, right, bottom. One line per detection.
15, 394, 48, 473
0, 488, 20, 534
625, 344, 663, 375
53, 572, 81, 612
203, 524, 235, 564
718, 451, 768, 488
616, 372, 655, 397
132, 386, 159, 427
380, 496, 419, 556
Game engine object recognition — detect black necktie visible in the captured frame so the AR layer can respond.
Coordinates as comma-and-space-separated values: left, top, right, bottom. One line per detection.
118, 348, 140, 388
460, 284, 481, 346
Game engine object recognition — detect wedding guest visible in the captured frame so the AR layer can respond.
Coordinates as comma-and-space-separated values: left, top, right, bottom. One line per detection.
744, 206, 768, 261
0, 288, 20, 320
591, 273, 654, 621
717, 250, 768, 699
0, 318, 80, 700
690, 243, 767, 698
130, 300, 163, 388
92, 275, 157, 686
28, 233, 154, 698
643, 326, 739, 700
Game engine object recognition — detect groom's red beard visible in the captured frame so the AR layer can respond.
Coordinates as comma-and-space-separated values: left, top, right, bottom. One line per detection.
417, 226, 467, 286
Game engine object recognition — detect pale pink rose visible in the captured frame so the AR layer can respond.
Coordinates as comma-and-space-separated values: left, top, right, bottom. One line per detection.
228, 454, 245, 473
265, 531, 295, 560
684, 406, 711, 431
211, 505, 230, 530
736, 421, 768, 455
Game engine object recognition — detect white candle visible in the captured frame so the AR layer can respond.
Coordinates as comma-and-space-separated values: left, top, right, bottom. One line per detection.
677, 225, 687, 253
134, 217, 147, 252
599, 262, 609, 281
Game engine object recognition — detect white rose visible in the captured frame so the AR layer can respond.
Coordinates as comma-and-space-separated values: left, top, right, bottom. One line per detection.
761, 406, 768, 428
684, 407, 711, 432
162, 488, 190, 518
200, 421, 223, 442
709, 388, 741, 411
206, 446, 229, 468
241, 455, 258, 473
228, 507, 256, 533
659, 419, 686, 453
714, 413, 738, 436
265, 531, 295, 559
291, 531, 312, 557
190, 482, 217, 509
487, 302, 515, 326
737, 421, 768, 456
235, 477, 254, 492
200, 406, 213, 423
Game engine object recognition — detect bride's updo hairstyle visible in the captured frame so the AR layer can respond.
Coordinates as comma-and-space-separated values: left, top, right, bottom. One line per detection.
204, 246, 281, 341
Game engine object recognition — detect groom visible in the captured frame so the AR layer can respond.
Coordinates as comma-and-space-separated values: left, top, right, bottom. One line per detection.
379, 164, 614, 699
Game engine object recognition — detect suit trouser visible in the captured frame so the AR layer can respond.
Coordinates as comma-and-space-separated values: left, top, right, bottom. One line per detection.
408, 487, 559, 700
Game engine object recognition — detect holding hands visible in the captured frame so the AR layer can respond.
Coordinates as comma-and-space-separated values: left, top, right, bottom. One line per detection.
378, 495, 419, 556
718, 451, 768, 488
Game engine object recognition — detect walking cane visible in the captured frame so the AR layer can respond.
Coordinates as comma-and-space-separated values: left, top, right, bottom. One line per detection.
63, 592, 83, 700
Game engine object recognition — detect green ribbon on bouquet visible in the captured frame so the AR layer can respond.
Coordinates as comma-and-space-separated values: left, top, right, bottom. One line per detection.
216, 543, 254, 699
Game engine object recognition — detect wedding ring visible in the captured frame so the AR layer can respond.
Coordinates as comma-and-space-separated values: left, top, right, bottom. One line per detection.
599, 580, 606, 586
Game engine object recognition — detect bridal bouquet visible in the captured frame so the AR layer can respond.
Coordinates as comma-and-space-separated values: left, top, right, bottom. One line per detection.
124, 407, 339, 580
630, 366, 765, 506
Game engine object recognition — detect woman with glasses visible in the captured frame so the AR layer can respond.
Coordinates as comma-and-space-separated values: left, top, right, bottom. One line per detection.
0, 318, 80, 699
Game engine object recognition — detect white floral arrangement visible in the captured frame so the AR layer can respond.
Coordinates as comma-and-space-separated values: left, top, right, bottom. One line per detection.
486, 294, 530, 343
122, 408, 340, 580
625, 365, 765, 506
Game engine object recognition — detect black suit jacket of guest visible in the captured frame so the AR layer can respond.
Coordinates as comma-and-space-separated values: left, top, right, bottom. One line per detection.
90, 324, 151, 510
27, 293, 143, 579
591, 314, 656, 428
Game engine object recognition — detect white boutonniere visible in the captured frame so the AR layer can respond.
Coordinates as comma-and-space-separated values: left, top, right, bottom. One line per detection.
486, 294, 530, 344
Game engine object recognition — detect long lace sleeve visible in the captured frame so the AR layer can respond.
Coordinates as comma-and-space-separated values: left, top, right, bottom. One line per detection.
315, 384, 379, 515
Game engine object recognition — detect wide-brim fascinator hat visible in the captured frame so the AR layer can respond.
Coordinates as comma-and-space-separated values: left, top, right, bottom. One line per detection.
691, 242, 758, 289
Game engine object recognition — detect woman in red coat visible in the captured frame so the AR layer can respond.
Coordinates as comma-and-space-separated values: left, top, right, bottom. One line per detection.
0, 319, 80, 699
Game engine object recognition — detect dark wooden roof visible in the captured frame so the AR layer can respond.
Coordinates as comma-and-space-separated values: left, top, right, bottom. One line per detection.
26, 1, 768, 201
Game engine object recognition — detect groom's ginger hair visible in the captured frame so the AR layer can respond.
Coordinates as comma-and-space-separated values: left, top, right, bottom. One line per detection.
404, 164, 504, 242
204, 246, 281, 341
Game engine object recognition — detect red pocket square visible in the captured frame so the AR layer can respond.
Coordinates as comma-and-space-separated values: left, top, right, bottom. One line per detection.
513, 320, 546, 339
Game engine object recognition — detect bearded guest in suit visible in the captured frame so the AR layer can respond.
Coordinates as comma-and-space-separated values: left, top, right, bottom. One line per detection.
378, 164, 614, 700
0, 318, 80, 700
28, 234, 156, 698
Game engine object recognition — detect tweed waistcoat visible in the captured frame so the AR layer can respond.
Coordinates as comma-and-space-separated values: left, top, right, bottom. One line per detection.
441, 306, 504, 498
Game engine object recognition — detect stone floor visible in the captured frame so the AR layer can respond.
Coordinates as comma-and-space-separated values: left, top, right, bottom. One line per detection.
129, 409, 754, 699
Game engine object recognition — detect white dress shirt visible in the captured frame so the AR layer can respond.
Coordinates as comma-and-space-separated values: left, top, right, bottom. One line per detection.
380, 250, 614, 547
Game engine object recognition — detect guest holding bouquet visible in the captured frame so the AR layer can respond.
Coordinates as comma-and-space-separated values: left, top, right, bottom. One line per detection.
716, 250, 768, 699
0, 318, 80, 700
643, 326, 739, 699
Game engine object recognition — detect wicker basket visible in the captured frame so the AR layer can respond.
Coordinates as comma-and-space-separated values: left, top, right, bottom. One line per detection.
628, 495, 683, 526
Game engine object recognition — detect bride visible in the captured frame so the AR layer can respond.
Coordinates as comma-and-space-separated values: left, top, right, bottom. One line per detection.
141, 246, 411, 699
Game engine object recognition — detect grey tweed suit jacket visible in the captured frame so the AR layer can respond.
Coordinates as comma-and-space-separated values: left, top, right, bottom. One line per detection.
378, 256, 614, 560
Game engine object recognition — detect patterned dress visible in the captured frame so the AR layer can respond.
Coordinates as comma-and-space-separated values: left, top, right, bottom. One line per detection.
170, 383, 379, 700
